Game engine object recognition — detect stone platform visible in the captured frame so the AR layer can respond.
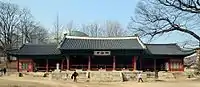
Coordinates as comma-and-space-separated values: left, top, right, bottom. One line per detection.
50, 71, 150, 82
18, 71, 188, 82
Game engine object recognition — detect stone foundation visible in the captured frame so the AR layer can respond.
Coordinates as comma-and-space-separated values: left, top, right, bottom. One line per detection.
50, 71, 154, 82
89, 71, 122, 82
19, 71, 189, 82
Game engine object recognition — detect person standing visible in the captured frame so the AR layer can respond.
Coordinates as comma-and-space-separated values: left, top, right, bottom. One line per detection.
3, 68, 6, 76
71, 71, 79, 82
137, 72, 143, 82
0, 68, 3, 76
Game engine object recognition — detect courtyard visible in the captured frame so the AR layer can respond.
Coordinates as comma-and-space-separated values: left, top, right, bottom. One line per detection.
0, 74, 200, 87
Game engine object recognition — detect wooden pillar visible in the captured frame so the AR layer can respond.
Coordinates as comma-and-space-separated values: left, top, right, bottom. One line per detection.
154, 59, 156, 71
28, 60, 33, 72
154, 59, 158, 78
132, 56, 136, 70
113, 56, 116, 71
179, 62, 181, 71
46, 59, 48, 72
66, 56, 69, 70
88, 56, 91, 71
182, 60, 184, 71
140, 57, 142, 70
17, 58, 19, 72
168, 59, 171, 71
61, 58, 64, 70
132, 57, 134, 70
180, 59, 184, 71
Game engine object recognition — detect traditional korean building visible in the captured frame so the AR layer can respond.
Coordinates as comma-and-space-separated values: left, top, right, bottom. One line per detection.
10, 36, 194, 72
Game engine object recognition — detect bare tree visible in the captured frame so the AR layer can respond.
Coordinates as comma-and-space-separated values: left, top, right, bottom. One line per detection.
0, 1, 23, 58
17, 8, 48, 45
105, 20, 126, 37
80, 21, 126, 37
52, 14, 63, 44
17, 9, 34, 44
158, 0, 200, 13
66, 20, 75, 35
29, 25, 47, 43
49, 13, 74, 45
81, 23, 101, 37
0, 1, 49, 62
89, 23, 99, 37
129, 0, 200, 45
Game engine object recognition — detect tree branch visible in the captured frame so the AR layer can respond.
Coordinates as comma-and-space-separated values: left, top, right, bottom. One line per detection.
158, 0, 200, 13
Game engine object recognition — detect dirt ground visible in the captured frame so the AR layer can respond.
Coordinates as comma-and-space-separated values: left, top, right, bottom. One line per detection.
0, 79, 52, 87
0, 75, 200, 87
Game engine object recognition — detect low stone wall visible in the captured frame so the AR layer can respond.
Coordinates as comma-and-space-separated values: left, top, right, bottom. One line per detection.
158, 71, 189, 81
51, 71, 121, 82
22, 72, 46, 77
121, 71, 137, 81
89, 71, 122, 82
158, 71, 175, 80
51, 71, 88, 82
50, 71, 152, 82
121, 71, 155, 82
172, 72, 188, 79
29, 71, 190, 82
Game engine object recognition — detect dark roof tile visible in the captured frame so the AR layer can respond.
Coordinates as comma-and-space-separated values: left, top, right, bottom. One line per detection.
59, 36, 145, 50
145, 44, 194, 55
11, 44, 60, 56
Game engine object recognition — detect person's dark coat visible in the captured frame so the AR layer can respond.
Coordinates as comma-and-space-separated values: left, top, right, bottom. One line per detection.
71, 71, 79, 82
3, 68, 6, 75
72, 72, 78, 78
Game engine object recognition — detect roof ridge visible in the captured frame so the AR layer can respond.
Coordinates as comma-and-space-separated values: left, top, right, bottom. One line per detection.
145, 43, 177, 45
24, 43, 56, 46
65, 36, 138, 40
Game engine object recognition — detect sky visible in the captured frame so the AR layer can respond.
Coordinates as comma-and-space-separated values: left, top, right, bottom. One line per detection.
1, 0, 198, 46
6, 0, 137, 29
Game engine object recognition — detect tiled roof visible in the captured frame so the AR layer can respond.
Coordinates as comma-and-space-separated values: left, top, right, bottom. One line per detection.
59, 36, 146, 50
145, 44, 194, 55
10, 44, 60, 56
9, 37, 194, 56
